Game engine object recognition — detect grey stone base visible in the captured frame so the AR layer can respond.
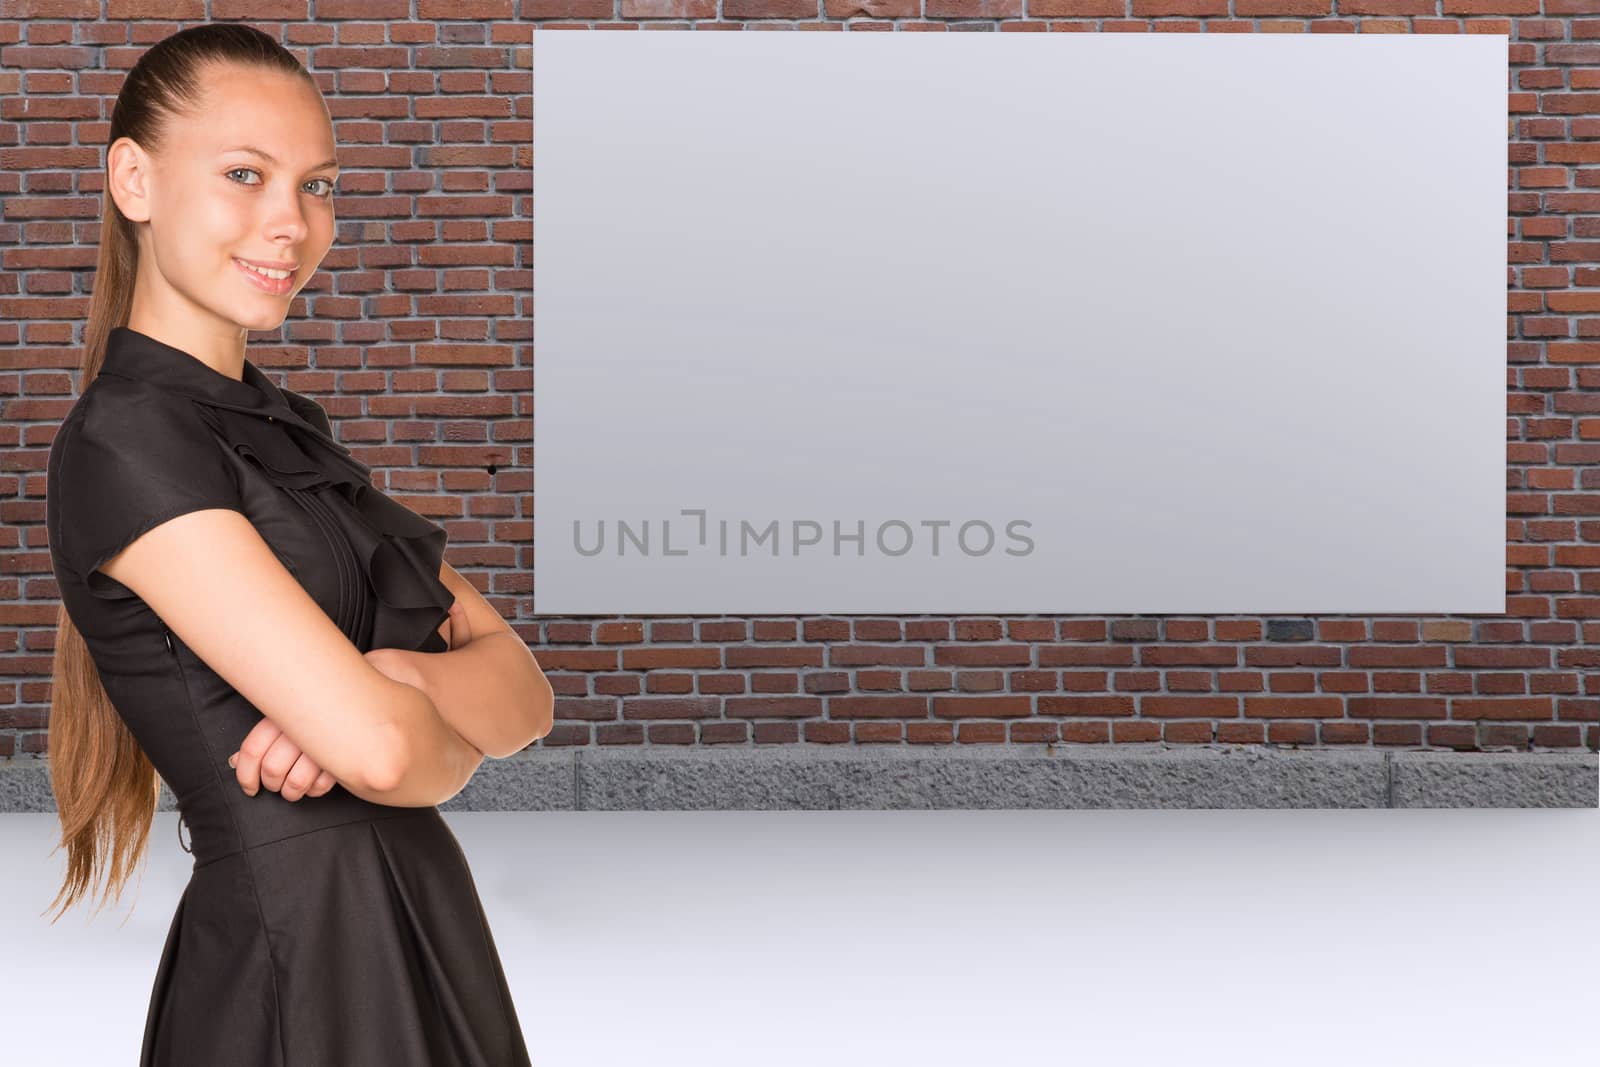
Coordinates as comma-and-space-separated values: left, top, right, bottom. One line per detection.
2, 746, 1595, 811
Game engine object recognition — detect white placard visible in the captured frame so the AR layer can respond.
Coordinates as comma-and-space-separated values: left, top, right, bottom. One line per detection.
533, 33, 1507, 615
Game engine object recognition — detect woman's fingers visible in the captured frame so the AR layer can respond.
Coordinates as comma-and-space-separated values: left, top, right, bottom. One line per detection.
435, 613, 451, 649
256, 733, 304, 796
228, 720, 330, 802
230, 717, 285, 796
278, 753, 323, 803
436, 600, 467, 651
448, 600, 472, 650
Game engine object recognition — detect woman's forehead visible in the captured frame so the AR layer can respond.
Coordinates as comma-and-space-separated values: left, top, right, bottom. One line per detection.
181, 63, 328, 125
191, 61, 307, 109
171, 70, 334, 163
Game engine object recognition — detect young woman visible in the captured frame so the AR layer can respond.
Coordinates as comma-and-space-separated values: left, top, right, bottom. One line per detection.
44, 24, 551, 1066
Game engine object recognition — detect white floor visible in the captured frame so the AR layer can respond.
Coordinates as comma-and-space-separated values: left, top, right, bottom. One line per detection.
3, 808, 1596, 1067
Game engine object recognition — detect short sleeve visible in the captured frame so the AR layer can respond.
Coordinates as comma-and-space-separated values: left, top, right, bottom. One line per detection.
49, 387, 241, 597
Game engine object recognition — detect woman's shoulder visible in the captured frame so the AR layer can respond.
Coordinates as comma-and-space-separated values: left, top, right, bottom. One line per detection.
47, 376, 241, 592
53, 375, 222, 465
73, 371, 218, 422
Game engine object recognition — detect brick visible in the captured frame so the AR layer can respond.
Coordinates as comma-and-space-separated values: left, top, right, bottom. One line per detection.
1, 7, 1595, 790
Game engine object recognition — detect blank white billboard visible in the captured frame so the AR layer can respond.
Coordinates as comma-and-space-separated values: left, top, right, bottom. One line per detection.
532, 33, 1507, 615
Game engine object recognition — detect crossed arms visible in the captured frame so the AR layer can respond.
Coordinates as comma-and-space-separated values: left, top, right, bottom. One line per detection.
98, 508, 553, 808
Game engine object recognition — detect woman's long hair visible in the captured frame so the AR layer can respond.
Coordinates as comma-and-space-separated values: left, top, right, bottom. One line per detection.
46, 23, 319, 922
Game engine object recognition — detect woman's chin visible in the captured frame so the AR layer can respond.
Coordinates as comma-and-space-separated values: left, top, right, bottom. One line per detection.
233, 306, 291, 333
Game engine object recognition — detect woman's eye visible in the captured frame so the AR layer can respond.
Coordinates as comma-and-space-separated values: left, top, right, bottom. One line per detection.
225, 168, 334, 198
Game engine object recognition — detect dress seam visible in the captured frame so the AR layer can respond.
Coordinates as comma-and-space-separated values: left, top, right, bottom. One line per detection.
179, 807, 437, 871
170, 640, 289, 1067
247, 806, 438, 853
292, 484, 360, 639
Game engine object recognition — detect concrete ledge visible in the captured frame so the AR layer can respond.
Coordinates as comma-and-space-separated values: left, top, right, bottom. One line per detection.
1390, 751, 1599, 808
0, 759, 55, 814
2, 747, 1594, 811
567, 745, 1396, 809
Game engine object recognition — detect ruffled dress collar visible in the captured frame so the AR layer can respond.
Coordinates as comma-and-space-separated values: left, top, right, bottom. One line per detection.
98, 326, 454, 653
99, 326, 379, 491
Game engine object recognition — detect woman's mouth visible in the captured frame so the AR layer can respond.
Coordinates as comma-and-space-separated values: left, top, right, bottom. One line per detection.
234, 257, 295, 296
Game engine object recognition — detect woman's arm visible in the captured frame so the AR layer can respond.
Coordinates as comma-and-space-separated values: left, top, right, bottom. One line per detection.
375, 562, 554, 759
235, 601, 491, 807
357, 678, 486, 807
100, 509, 469, 802
240, 670, 485, 808
392, 633, 553, 759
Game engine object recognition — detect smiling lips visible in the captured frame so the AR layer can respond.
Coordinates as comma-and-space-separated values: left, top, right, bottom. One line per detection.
234, 257, 296, 295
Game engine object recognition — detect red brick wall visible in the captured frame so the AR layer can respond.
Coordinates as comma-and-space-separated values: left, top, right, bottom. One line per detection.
2, 9, 1595, 757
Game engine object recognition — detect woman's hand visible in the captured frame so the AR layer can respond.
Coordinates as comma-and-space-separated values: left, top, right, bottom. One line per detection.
436, 599, 471, 651
363, 600, 473, 688
228, 604, 473, 801
227, 716, 336, 802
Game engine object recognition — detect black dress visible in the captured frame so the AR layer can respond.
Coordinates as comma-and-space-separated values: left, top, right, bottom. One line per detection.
46, 326, 533, 1067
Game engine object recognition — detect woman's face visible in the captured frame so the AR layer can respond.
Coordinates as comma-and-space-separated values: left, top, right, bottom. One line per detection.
110, 62, 339, 336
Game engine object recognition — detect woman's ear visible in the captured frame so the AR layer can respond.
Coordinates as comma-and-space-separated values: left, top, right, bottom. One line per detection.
107, 136, 153, 223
